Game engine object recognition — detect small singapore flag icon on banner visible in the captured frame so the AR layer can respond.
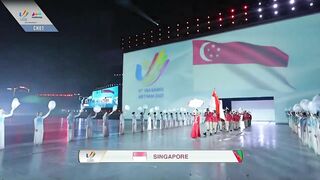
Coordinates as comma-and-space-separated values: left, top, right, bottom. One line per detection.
132, 152, 147, 161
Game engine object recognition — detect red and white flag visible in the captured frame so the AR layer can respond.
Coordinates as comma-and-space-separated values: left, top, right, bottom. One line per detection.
132, 152, 147, 161
192, 40, 294, 92
193, 40, 289, 66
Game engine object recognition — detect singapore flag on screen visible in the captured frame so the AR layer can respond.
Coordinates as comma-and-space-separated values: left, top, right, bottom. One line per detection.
193, 40, 289, 66
192, 40, 294, 92
132, 152, 147, 161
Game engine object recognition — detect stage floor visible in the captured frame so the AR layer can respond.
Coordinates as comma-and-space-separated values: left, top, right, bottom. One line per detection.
0, 122, 320, 180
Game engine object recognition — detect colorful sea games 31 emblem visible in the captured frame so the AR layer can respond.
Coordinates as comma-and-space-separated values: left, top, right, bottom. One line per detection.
86, 151, 96, 162
135, 50, 170, 86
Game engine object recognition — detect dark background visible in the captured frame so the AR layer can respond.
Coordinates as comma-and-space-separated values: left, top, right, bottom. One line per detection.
0, 0, 254, 95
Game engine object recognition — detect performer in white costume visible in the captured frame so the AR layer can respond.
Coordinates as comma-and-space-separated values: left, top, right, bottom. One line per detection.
132, 112, 137, 133
153, 112, 157, 129
102, 106, 116, 137
175, 112, 179, 127
34, 101, 56, 145
86, 113, 97, 139
147, 113, 152, 131
67, 112, 75, 142
119, 111, 125, 135
140, 112, 145, 132
68, 103, 85, 142
0, 98, 20, 149
165, 112, 169, 128
159, 112, 163, 129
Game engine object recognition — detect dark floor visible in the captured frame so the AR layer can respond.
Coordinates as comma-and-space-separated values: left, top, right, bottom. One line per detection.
0, 122, 320, 180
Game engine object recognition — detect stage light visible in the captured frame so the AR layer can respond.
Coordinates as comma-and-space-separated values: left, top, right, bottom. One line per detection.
186, 21, 189, 24
151, 30, 153, 33
197, 24, 199, 27
177, 29, 179, 31
196, 18, 199, 21
273, 4, 278, 8
219, 12, 222, 15
245, 18, 248, 21
151, 35, 153, 38
135, 44, 138, 46
168, 31, 170, 33
259, 14, 263, 18
291, 7, 295, 11
167, 36, 170, 38
143, 37, 145, 40
274, 11, 278, 15
289, 0, 295, 4
232, 21, 235, 24
231, 15, 234, 18
128, 36, 131, 39
159, 38, 161, 40
135, 34, 138, 37
177, 24, 180, 26
208, 27, 211, 29
208, 21, 210, 24
207, 16, 210, 19
310, 2, 314, 6
187, 26, 189, 29
245, 12, 248, 15
159, 28, 161, 31
219, 24, 222, 27
219, 17, 223, 21
128, 41, 131, 43
129, 45, 131, 48
143, 33, 145, 35
274, 0, 277, 2
244, 5, 248, 9
231, 9, 234, 13
168, 26, 170, 29
258, 8, 262, 12
186, 32, 189, 34
135, 39, 138, 41
159, 33, 162, 35
177, 34, 179, 37
259, 2, 262, 6
197, 29, 199, 32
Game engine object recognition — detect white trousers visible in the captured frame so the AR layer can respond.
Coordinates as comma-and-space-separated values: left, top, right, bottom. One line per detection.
225, 121, 230, 131
205, 122, 213, 133
213, 122, 218, 133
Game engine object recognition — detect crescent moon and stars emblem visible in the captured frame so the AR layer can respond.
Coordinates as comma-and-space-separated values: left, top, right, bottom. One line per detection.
199, 42, 222, 62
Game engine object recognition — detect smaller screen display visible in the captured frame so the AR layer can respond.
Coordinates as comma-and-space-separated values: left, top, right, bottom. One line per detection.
87, 86, 118, 108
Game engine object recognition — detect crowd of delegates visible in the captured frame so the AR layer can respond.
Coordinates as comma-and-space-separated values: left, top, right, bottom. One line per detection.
191, 108, 252, 138
130, 111, 194, 133
286, 94, 320, 155
286, 109, 320, 155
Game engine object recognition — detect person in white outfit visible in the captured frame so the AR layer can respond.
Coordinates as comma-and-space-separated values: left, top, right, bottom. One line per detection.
86, 112, 97, 139
67, 112, 75, 142
0, 101, 20, 149
147, 113, 152, 131
153, 112, 157, 129
159, 112, 163, 129
132, 112, 137, 133
119, 111, 125, 135
34, 110, 52, 145
164, 112, 169, 128
103, 109, 116, 137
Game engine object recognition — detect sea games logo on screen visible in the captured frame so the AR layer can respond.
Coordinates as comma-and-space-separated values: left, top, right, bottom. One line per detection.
135, 50, 170, 86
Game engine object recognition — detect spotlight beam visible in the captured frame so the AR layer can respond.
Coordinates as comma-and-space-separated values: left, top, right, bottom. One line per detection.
116, 0, 159, 26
